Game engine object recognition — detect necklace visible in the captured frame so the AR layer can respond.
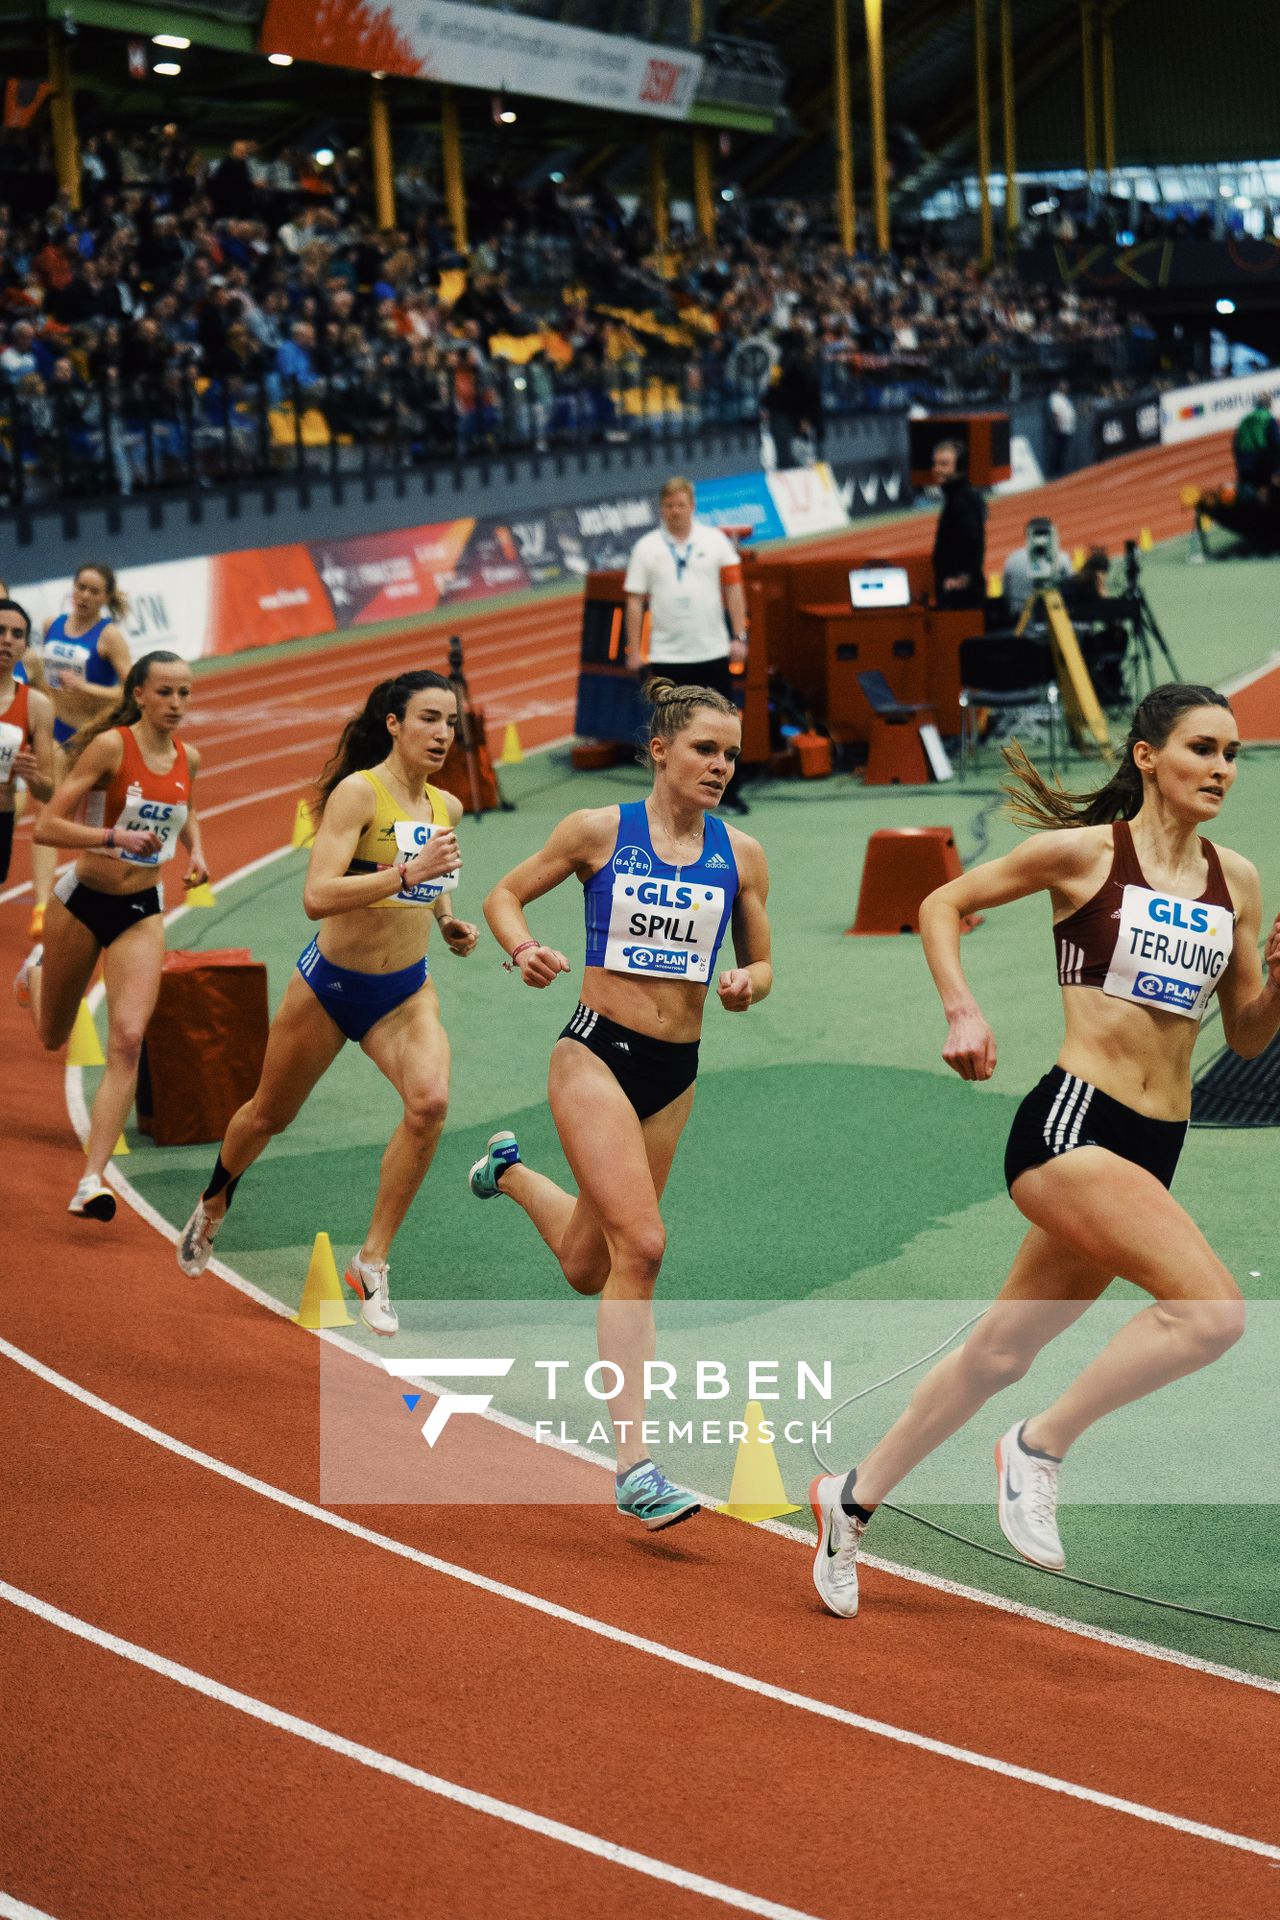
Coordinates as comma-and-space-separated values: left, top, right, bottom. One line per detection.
381, 761, 425, 808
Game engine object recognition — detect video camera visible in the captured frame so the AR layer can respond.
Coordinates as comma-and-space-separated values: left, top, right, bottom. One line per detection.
1026, 517, 1061, 585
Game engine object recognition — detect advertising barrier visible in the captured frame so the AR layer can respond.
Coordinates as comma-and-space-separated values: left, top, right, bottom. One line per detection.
14, 464, 851, 663
1093, 393, 1162, 462
1159, 367, 1280, 445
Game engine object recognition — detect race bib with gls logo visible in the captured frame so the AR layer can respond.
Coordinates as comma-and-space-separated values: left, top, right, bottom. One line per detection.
114, 795, 188, 866
390, 819, 459, 906
0, 720, 22, 783
1103, 883, 1234, 1021
603, 875, 727, 980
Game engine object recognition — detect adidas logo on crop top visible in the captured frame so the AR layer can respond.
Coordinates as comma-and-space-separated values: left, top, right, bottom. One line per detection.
583, 800, 739, 981
82, 725, 189, 866
1054, 818, 1234, 1022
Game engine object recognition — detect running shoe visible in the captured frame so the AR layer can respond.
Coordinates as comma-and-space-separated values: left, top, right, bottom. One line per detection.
176, 1197, 220, 1277
809, 1473, 868, 1619
345, 1250, 399, 1337
468, 1129, 521, 1200
13, 943, 41, 1009
69, 1174, 116, 1223
996, 1420, 1066, 1570
615, 1458, 700, 1532
28, 902, 44, 940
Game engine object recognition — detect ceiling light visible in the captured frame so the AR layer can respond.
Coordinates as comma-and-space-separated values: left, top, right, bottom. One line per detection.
372, 69, 386, 79
549, 170, 564, 183
499, 107, 517, 124
153, 61, 182, 75
1216, 297, 1237, 315
314, 147, 335, 166
152, 33, 190, 48
267, 51, 293, 66
721, 188, 735, 201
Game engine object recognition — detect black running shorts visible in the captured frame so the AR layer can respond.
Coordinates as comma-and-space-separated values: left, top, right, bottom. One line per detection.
1004, 1065, 1187, 1194
55, 869, 162, 948
558, 1002, 699, 1121
0, 808, 12, 885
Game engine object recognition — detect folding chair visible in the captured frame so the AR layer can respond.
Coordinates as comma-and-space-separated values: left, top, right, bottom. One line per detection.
957, 634, 1059, 781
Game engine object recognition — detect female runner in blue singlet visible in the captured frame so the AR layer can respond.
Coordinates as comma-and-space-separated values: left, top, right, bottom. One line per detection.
811, 684, 1280, 1619
176, 671, 478, 1339
28, 561, 132, 940
475, 677, 773, 1530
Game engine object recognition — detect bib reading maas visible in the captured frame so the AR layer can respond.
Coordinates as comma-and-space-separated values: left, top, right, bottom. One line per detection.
603, 872, 728, 981
116, 779, 188, 866
390, 819, 460, 907
1103, 883, 1234, 1021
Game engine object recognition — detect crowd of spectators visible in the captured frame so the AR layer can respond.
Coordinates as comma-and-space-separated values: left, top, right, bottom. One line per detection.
0, 120, 1161, 505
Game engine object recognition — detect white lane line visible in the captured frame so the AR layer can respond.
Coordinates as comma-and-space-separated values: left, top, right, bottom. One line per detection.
70, 833, 1280, 1694
0, 1897, 61, 1920
3, 1335, 1278, 1863
0, 1579, 822, 1920
64, 837, 1280, 1702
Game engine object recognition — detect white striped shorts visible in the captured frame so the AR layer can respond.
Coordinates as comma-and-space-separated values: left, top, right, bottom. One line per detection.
1003, 1066, 1187, 1193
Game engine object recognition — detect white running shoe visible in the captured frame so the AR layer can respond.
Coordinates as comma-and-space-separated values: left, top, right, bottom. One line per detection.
14, 943, 41, 1010
996, 1420, 1066, 1570
69, 1174, 116, 1222
345, 1250, 399, 1337
809, 1473, 868, 1618
177, 1197, 220, 1277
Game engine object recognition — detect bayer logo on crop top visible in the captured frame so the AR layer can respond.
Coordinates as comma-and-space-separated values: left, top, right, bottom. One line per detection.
612, 844, 653, 877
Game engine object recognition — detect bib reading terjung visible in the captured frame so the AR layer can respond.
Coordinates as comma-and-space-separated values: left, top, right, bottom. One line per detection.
1103, 883, 1234, 1021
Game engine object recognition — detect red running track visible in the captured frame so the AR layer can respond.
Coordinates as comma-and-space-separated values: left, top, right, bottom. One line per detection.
4, 427, 1276, 1920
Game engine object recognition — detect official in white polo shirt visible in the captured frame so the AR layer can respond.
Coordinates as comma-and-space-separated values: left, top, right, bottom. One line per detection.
623, 474, 750, 813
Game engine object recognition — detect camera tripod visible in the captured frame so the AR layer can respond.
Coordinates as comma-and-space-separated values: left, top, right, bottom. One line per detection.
1119, 541, 1182, 699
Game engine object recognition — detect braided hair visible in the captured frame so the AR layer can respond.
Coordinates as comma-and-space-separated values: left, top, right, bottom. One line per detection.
1001, 682, 1233, 830
315, 670, 454, 812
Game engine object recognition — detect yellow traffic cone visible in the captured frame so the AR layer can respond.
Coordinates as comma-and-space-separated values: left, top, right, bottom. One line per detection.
1071, 546, 1085, 570
292, 1230, 353, 1329
291, 797, 317, 849
1139, 526, 1154, 552
717, 1400, 802, 1524
499, 722, 524, 766
68, 1000, 105, 1067
113, 1132, 129, 1156
184, 880, 218, 908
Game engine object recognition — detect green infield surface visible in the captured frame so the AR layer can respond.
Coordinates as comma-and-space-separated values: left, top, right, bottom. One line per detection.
109, 537, 1280, 1682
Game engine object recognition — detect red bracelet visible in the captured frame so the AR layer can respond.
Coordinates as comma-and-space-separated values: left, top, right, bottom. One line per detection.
504, 938, 541, 973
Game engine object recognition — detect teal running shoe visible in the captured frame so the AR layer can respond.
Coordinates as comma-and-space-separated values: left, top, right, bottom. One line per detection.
469, 1129, 521, 1199
615, 1459, 701, 1532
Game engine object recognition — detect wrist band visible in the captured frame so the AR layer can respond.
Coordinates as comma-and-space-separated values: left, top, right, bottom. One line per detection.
103, 827, 115, 850
504, 938, 540, 973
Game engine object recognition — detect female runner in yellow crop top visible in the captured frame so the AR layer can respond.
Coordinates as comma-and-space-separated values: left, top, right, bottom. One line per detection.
177, 670, 478, 1335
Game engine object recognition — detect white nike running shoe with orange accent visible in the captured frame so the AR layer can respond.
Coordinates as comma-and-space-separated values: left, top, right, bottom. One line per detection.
345, 1250, 399, 1337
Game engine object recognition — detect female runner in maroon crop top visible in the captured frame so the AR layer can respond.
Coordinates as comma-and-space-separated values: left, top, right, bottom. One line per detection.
810, 683, 1280, 1619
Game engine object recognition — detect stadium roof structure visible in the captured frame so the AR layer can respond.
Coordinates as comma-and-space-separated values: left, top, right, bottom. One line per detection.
0, 0, 1273, 205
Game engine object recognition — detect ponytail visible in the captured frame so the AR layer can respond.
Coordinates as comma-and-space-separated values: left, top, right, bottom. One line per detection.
1001, 682, 1233, 831
65, 649, 185, 763
314, 669, 453, 812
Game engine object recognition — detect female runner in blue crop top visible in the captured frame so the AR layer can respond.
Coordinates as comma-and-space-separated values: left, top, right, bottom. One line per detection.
811, 684, 1280, 1621
476, 676, 773, 1532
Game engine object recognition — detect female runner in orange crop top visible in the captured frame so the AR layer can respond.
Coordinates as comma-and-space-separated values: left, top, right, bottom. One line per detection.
176, 670, 477, 1338
28, 649, 208, 1223
811, 682, 1280, 1619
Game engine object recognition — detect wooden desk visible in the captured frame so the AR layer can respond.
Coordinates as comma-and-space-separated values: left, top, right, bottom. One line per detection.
796, 603, 930, 745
